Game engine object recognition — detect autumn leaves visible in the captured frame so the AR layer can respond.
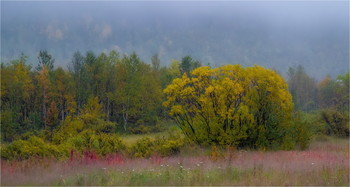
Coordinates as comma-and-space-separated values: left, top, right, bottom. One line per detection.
164, 65, 294, 149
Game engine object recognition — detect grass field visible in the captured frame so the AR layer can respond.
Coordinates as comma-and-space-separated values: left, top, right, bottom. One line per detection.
120, 132, 170, 146
1, 136, 349, 186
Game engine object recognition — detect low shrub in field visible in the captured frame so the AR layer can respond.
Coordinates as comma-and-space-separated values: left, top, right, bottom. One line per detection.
1, 136, 67, 160
128, 137, 155, 158
281, 112, 313, 150
320, 109, 349, 137
52, 97, 118, 145
64, 131, 125, 157
1, 130, 126, 160
129, 125, 154, 134
52, 117, 117, 145
1, 131, 185, 160
154, 132, 185, 156
65, 130, 126, 156
128, 132, 185, 158
129, 121, 168, 134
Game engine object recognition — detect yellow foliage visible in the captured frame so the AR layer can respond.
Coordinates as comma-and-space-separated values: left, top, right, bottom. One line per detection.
163, 65, 293, 148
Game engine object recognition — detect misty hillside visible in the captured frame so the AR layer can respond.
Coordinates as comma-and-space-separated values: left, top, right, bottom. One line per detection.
1, 1, 349, 79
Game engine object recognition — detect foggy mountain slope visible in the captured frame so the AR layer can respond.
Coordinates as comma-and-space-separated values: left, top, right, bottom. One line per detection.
1, 1, 349, 79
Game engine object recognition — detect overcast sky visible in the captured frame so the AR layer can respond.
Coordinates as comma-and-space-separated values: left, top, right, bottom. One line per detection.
1, 1, 349, 78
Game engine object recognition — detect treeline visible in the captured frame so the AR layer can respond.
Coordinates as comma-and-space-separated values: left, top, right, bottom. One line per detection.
1, 50, 202, 142
287, 65, 349, 112
287, 65, 349, 137
1, 50, 349, 143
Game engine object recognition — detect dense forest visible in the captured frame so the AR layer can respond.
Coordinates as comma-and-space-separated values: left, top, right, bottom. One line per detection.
1, 50, 349, 157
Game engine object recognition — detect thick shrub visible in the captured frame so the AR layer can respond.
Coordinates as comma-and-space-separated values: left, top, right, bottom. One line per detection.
128, 132, 185, 158
97, 133, 126, 155
321, 109, 349, 137
128, 137, 155, 158
129, 122, 167, 134
153, 132, 185, 156
154, 138, 184, 156
52, 117, 84, 144
281, 113, 312, 150
129, 125, 153, 134
52, 97, 118, 144
1, 136, 67, 160
2, 132, 126, 160
164, 65, 293, 149
294, 120, 312, 150
64, 130, 126, 156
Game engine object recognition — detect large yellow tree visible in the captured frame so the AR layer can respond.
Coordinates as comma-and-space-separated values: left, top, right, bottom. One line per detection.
164, 65, 293, 148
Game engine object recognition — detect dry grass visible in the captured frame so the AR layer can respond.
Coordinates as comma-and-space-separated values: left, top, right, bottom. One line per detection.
1, 137, 349, 186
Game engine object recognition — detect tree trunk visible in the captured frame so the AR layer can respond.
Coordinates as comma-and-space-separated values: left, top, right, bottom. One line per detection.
122, 105, 128, 131
107, 97, 110, 121
122, 98, 130, 131
61, 102, 65, 121
42, 87, 47, 129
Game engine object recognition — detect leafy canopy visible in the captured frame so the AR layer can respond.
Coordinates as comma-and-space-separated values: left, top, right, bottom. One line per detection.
164, 65, 293, 149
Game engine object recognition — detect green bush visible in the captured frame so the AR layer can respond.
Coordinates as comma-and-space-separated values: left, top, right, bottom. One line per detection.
64, 130, 126, 156
128, 132, 186, 158
281, 113, 312, 150
294, 119, 312, 150
64, 135, 87, 153
128, 137, 155, 158
52, 117, 84, 144
320, 109, 349, 137
2, 126, 185, 160
52, 98, 118, 144
129, 121, 168, 134
90, 133, 126, 156
154, 139, 184, 156
93, 121, 117, 134
2, 131, 126, 160
154, 131, 185, 156
1, 136, 68, 160
129, 125, 154, 134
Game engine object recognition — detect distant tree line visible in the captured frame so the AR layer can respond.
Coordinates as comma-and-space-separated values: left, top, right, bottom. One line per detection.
287, 65, 349, 112
1, 50, 349, 143
287, 65, 349, 137
1, 50, 202, 142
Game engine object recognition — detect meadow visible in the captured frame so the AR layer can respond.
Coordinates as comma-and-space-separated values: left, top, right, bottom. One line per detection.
1, 1, 349, 186
1, 136, 349, 186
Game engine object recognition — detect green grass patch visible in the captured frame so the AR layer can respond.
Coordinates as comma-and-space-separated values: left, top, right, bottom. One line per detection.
120, 132, 169, 146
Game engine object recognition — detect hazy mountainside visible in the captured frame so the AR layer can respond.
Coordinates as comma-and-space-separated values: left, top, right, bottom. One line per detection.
1, 1, 349, 79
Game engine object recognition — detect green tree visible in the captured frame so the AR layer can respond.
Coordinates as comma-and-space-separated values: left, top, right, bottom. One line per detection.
1, 55, 35, 141
318, 71, 350, 137
159, 59, 181, 88
51, 67, 75, 122
151, 53, 160, 71
92, 52, 118, 121
180, 55, 201, 75
113, 52, 162, 131
69, 51, 87, 110
37, 50, 55, 71
335, 70, 350, 112
36, 65, 51, 129
318, 75, 336, 108
287, 65, 318, 111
